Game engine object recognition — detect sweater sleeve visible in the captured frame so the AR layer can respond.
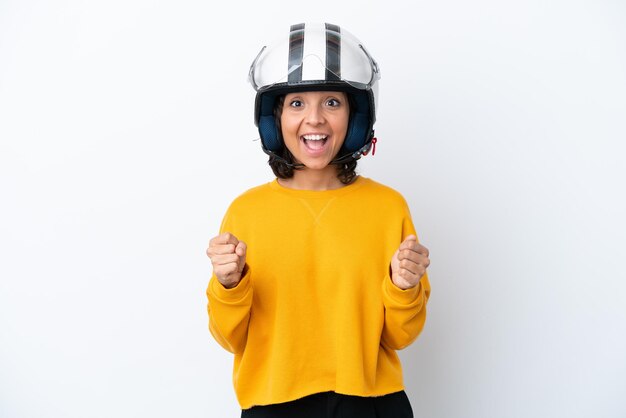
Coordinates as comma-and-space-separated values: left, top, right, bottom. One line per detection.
381, 272, 431, 350
380, 201, 431, 350
205, 206, 254, 354
207, 268, 253, 354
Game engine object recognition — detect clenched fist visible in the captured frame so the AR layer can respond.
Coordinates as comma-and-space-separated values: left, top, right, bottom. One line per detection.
390, 235, 430, 290
206, 232, 247, 289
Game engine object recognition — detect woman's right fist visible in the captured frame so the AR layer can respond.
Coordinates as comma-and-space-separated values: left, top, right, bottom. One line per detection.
206, 232, 247, 289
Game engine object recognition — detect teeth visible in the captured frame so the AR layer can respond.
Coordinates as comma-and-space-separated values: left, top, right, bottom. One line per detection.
302, 134, 327, 141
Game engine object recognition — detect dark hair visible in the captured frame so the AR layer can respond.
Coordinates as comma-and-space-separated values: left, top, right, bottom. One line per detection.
268, 94, 358, 185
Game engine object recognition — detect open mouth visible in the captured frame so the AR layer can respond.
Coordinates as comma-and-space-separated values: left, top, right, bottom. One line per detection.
301, 134, 328, 151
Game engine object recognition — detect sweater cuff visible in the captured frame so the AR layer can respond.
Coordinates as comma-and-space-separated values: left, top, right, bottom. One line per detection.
383, 274, 423, 307
208, 267, 252, 303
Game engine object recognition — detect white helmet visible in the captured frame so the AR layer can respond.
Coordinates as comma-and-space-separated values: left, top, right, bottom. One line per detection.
248, 22, 381, 162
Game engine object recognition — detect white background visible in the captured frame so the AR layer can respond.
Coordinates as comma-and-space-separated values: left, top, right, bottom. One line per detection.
1, 1, 625, 417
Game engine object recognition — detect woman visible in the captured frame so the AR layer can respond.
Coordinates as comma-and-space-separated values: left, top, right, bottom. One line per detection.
206, 23, 431, 418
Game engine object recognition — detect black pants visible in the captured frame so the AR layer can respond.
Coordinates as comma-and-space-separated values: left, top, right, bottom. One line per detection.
241, 390, 413, 418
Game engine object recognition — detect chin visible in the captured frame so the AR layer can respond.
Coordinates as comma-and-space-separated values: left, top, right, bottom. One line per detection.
301, 159, 335, 171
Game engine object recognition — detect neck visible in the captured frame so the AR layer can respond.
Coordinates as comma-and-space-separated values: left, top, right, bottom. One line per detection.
278, 167, 346, 191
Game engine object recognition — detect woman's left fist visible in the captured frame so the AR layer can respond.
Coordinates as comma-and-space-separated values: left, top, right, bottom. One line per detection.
390, 235, 430, 290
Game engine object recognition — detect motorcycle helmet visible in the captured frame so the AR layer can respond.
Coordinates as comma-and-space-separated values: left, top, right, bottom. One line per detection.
248, 22, 381, 163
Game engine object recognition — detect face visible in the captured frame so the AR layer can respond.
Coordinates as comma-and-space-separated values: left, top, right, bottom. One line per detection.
280, 91, 349, 171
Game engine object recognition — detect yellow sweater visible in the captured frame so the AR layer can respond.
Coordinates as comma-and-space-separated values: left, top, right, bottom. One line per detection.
206, 176, 430, 409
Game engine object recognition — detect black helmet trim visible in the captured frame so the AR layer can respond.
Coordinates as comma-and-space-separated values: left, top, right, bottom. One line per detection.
287, 23, 305, 84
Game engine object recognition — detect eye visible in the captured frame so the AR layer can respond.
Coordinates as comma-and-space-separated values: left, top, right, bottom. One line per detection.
289, 99, 303, 108
326, 98, 341, 107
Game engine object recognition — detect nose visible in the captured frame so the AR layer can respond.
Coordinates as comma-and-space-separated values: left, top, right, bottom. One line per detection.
304, 104, 325, 125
